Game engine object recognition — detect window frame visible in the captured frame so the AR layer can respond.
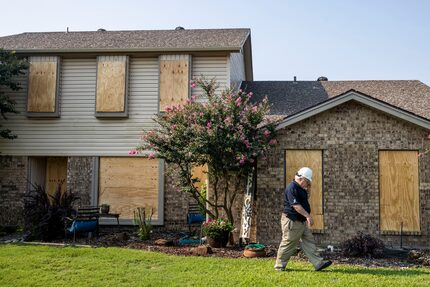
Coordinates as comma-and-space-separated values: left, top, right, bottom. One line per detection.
26, 56, 61, 118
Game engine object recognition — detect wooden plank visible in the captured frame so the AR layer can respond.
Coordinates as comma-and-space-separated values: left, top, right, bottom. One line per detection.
99, 157, 159, 219
192, 164, 208, 192
159, 59, 189, 111
46, 157, 67, 196
379, 151, 420, 232
27, 61, 57, 112
96, 58, 127, 112
285, 150, 324, 230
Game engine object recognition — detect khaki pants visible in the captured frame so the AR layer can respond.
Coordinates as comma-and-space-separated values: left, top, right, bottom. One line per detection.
274, 213, 323, 270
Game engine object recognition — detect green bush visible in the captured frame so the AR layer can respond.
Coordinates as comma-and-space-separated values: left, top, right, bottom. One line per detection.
202, 218, 234, 239
133, 207, 153, 241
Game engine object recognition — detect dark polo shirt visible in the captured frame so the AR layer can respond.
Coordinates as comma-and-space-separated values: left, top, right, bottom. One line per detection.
283, 180, 311, 222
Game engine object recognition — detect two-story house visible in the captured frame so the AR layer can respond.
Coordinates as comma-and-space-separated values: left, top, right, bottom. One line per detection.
0, 28, 252, 228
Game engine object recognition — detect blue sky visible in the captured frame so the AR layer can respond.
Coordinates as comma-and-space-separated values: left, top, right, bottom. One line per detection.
1, 0, 429, 85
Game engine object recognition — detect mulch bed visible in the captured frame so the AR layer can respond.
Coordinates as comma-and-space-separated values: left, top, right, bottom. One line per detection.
2, 230, 430, 269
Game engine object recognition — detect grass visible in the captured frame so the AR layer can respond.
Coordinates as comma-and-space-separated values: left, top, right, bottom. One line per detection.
0, 244, 429, 287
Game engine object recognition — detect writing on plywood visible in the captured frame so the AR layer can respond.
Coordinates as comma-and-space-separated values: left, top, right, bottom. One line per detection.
46, 157, 67, 196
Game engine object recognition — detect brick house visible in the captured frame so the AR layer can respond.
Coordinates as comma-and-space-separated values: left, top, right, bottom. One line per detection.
1, 28, 430, 248
242, 80, 430, 248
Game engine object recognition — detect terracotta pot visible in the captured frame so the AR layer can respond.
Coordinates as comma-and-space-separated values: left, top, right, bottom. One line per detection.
207, 232, 230, 248
243, 248, 266, 258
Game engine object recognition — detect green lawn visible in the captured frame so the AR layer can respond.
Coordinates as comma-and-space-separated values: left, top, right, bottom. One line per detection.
0, 244, 429, 287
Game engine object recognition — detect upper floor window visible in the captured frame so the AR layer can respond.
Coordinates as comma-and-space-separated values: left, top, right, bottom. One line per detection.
26, 56, 60, 117
95, 56, 129, 117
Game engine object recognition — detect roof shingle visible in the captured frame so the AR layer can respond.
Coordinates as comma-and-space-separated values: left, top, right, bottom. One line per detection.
0, 28, 250, 52
241, 80, 430, 120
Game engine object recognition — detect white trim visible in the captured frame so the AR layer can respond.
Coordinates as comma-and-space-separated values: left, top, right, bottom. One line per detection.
276, 91, 430, 130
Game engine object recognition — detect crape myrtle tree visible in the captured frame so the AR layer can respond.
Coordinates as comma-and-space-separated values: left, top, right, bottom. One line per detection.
0, 49, 28, 139
135, 78, 278, 226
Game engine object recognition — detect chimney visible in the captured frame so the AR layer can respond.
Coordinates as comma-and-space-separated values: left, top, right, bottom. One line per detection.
293, 76, 297, 82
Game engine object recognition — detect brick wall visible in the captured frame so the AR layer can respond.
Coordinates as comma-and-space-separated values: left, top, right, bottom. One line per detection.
67, 157, 94, 207
256, 101, 430, 248
0, 156, 27, 226
163, 163, 197, 230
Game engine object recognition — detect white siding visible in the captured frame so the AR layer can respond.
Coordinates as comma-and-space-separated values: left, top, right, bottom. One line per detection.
191, 56, 229, 101
0, 58, 159, 156
229, 52, 245, 91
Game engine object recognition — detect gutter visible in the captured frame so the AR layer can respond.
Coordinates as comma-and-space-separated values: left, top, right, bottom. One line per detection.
9, 47, 243, 54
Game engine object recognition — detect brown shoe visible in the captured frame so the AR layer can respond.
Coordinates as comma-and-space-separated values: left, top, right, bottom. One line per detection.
315, 260, 332, 271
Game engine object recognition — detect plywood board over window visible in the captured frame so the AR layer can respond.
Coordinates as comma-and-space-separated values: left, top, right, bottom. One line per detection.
95, 56, 128, 117
98, 157, 161, 224
159, 55, 191, 112
285, 150, 324, 231
46, 157, 67, 196
379, 151, 420, 233
27, 56, 60, 117
192, 164, 208, 192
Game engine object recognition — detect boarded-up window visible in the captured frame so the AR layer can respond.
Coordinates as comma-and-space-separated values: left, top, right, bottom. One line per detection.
379, 151, 420, 233
46, 157, 67, 196
285, 150, 324, 231
27, 56, 59, 116
96, 56, 128, 116
192, 164, 208, 192
159, 55, 190, 112
98, 157, 160, 222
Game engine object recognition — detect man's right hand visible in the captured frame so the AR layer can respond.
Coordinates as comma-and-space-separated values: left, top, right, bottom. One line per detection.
306, 216, 314, 227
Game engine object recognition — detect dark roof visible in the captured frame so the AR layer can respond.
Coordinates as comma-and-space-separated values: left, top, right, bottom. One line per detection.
241, 80, 430, 120
0, 28, 250, 52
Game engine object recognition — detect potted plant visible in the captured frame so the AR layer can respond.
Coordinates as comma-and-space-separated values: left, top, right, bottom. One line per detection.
100, 204, 110, 214
202, 218, 234, 248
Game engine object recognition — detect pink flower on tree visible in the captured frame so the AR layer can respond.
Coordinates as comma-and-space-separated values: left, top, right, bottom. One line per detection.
190, 80, 197, 88
148, 152, 156, 159
418, 152, 424, 158
263, 130, 271, 138
235, 97, 242, 107
206, 121, 212, 129
269, 139, 278, 146
128, 150, 139, 155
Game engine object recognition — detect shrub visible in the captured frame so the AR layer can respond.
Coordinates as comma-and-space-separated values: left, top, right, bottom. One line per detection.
23, 182, 79, 241
340, 232, 385, 258
202, 218, 234, 239
133, 207, 154, 241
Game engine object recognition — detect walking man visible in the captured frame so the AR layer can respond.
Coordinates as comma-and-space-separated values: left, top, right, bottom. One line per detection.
274, 167, 332, 271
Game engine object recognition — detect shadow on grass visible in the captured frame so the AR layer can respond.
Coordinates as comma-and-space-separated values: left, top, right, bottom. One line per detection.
327, 268, 428, 276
